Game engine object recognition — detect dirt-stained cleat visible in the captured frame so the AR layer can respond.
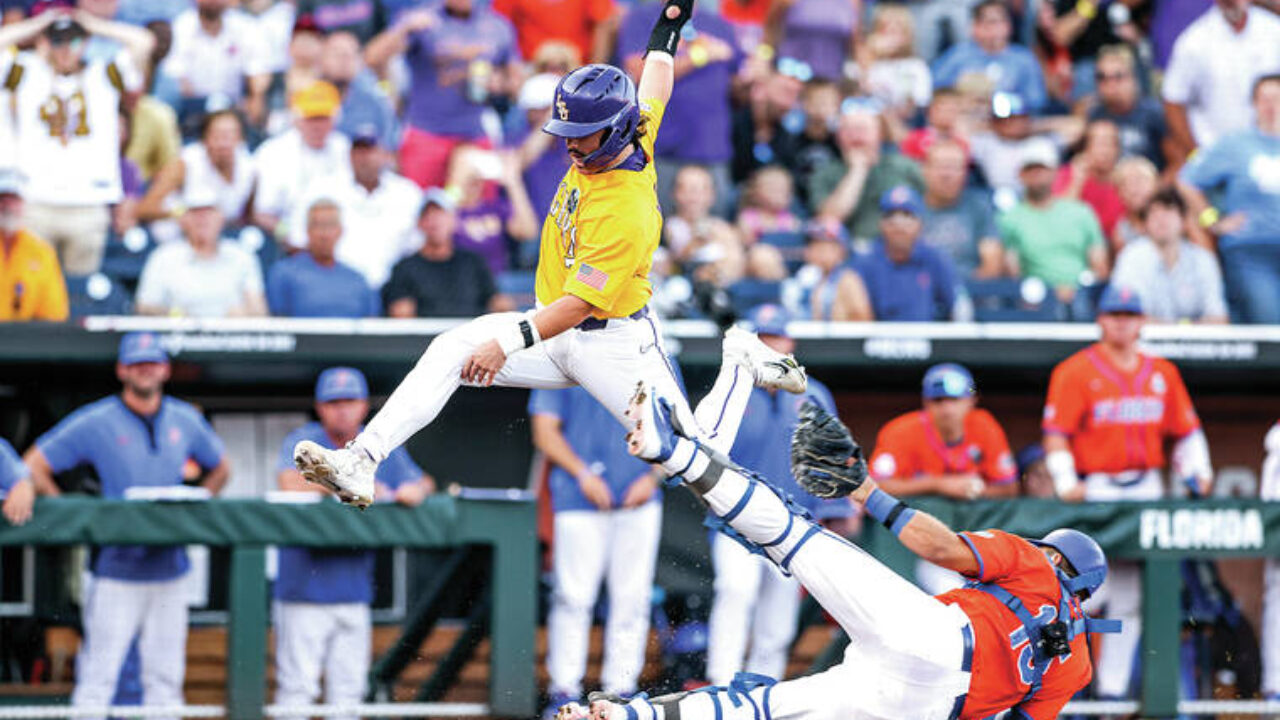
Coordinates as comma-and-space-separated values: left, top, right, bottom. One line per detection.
723, 325, 807, 394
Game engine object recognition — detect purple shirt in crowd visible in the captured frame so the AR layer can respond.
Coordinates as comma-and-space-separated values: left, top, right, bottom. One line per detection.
516, 130, 571, 218
618, 3, 742, 163
454, 191, 513, 277
778, 0, 857, 81
120, 158, 143, 200
403, 6, 520, 138
1150, 0, 1211, 69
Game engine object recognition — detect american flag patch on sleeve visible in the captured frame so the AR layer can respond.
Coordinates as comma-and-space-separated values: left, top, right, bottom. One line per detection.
576, 263, 609, 291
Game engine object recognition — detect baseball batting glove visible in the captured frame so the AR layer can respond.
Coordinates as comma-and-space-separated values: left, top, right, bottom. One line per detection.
791, 400, 868, 499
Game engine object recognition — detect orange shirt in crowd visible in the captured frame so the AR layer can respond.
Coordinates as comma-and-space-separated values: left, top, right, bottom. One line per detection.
492, 0, 616, 63
937, 529, 1092, 720
869, 408, 1017, 486
1042, 344, 1199, 474
0, 229, 68, 322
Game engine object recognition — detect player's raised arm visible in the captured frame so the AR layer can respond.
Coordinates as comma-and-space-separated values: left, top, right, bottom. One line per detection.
637, 0, 694, 106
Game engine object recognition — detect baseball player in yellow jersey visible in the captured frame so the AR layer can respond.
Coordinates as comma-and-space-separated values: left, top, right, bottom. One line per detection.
293, 0, 807, 507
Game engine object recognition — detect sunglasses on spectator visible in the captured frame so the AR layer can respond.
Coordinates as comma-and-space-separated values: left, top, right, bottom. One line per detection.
1095, 71, 1130, 82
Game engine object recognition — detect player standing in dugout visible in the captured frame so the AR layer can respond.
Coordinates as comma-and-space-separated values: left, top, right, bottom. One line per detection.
293, 0, 808, 506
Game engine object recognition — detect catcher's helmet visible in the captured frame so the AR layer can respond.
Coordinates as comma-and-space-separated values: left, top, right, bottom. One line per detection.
542, 64, 640, 171
1030, 528, 1108, 599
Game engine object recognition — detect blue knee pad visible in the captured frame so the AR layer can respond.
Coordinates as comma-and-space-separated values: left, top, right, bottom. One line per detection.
702, 469, 821, 576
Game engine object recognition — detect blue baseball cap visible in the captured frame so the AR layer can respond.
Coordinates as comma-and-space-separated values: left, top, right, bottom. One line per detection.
922, 363, 976, 399
1096, 284, 1144, 315
315, 367, 369, 402
118, 332, 169, 365
879, 185, 922, 216
746, 303, 791, 338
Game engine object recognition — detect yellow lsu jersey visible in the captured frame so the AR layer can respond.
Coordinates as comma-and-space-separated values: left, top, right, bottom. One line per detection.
534, 97, 666, 319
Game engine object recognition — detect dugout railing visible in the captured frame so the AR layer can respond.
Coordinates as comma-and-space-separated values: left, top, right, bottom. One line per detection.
1, 497, 1278, 718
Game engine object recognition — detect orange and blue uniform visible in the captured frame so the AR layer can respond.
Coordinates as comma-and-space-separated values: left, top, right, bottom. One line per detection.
938, 530, 1093, 720
870, 408, 1016, 487
535, 98, 665, 319
1043, 343, 1199, 474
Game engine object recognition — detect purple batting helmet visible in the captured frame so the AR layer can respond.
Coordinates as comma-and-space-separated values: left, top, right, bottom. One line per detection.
543, 64, 640, 171
1030, 528, 1108, 599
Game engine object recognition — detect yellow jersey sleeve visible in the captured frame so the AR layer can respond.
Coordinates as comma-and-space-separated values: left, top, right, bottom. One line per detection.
637, 97, 666, 164
561, 186, 659, 313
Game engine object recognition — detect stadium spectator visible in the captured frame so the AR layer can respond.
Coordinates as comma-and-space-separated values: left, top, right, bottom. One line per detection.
493, 0, 615, 64
918, 139, 1003, 278
869, 362, 1016, 592
23, 331, 229, 719
249, 0, 299, 77
268, 198, 379, 318
259, 19, 324, 137
1015, 443, 1055, 498
274, 366, 431, 720
737, 165, 803, 245
767, 0, 859, 82
854, 4, 931, 137
0, 438, 33, 526
719, 0, 770, 51
620, 0, 741, 218
113, 111, 144, 236
162, 0, 272, 127
1053, 118, 1125, 239
999, 143, 1107, 302
900, 87, 971, 163
811, 104, 924, 242
0, 10, 151, 277
729, 64, 804, 184
365, 1, 521, 189
1086, 44, 1168, 171
968, 92, 1060, 205
1111, 155, 1158, 251
1042, 0, 1145, 104
1111, 187, 1228, 325
321, 30, 398, 150
789, 78, 842, 187
1041, 284, 1213, 701
289, 125, 422, 290
794, 218, 871, 322
383, 190, 512, 317
252, 81, 352, 236
932, 0, 1046, 114
1179, 73, 1280, 324
447, 146, 539, 278
530, 383, 662, 717
135, 188, 267, 318
295, 0, 386, 42
905, 0, 974, 64
707, 304, 854, 685
125, 69, 183, 182
1163, 0, 1280, 164
514, 73, 572, 222
137, 109, 255, 227
0, 169, 69, 322
1264, 422, 1280, 703
852, 185, 960, 322
1149, 0, 1213, 71
664, 165, 745, 288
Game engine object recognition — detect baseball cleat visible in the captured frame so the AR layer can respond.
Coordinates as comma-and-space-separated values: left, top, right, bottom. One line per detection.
624, 381, 680, 463
553, 701, 590, 720
723, 325, 807, 394
293, 440, 376, 509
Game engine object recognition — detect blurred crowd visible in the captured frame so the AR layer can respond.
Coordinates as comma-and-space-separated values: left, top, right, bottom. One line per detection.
2, 0, 1280, 325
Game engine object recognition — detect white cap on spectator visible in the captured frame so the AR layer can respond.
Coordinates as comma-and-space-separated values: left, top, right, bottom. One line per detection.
1018, 140, 1060, 171
517, 73, 560, 111
183, 183, 220, 211
0, 167, 24, 196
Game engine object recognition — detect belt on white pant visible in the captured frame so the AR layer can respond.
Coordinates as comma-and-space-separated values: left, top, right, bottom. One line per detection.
575, 306, 649, 331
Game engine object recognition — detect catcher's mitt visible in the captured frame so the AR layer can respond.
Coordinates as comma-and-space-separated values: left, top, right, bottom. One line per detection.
790, 401, 868, 498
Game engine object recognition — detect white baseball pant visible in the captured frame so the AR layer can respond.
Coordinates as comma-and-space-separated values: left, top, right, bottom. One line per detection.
915, 559, 965, 595
273, 601, 371, 720
547, 501, 663, 697
357, 310, 750, 463
1261, 426, 1280, 697
72, 574, 188, 720
705, 533, 802, 685
649, 459, 973, 720
1082, 468, 1162, 698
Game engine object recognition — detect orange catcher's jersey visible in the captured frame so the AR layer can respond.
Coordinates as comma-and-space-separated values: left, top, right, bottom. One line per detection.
534, 97, 666, 319
1042, 344, 1200, 474
936, 530, 1092, 720
869, 409, 1016, 486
